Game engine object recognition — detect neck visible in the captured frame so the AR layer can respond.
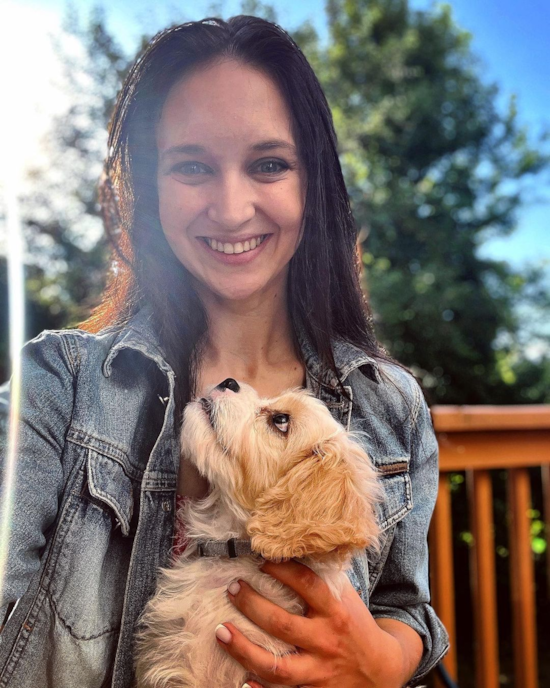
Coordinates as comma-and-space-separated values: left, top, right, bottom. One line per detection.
194, 277, 298, 382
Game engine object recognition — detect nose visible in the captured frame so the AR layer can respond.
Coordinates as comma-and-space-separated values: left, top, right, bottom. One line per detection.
206, 173, 256, 229
216, 378, 240, 393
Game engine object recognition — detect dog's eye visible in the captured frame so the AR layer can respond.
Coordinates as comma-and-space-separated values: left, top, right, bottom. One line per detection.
272, 413, 290, 433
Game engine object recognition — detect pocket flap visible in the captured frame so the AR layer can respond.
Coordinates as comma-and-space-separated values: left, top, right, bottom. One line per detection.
87, 449, 134, 536
375, 457, 412, 532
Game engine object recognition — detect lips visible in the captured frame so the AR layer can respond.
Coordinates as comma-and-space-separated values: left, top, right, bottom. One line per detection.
197, 231, 272, 264
199, 234, 269, 254
199, 232, 269, 245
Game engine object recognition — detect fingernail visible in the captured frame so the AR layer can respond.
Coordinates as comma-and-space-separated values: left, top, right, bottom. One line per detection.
228, 581, 241, 596
215, 623, 232, 644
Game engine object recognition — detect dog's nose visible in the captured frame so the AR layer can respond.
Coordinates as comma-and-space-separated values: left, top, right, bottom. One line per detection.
216, 378, 240, 393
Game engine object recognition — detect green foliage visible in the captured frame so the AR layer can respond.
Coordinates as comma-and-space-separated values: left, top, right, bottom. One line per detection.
528, 509, 547, 556
238, 0, 277, 22
296, 0, 550, 404
459, 530, 474, 547
7, 6, 134, 347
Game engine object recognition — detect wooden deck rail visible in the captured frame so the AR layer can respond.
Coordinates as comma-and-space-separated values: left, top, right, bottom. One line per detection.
429, 405, 550, 688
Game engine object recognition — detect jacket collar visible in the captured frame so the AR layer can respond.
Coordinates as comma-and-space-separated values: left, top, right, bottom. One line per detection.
102, 303, 381, 386
102, 304, 174, 379
294, 321, 381, 388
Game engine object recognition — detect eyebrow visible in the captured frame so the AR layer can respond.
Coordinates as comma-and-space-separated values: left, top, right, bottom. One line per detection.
160, 139, 298, 159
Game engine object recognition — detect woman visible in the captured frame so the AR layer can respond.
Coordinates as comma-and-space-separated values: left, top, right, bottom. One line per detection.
0, 15, 448, 687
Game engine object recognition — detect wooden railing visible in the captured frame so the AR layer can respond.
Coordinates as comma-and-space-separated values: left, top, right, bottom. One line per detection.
429, 405, 550, 688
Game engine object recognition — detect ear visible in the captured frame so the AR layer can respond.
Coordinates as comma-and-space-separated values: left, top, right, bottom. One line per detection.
246, 437, 381, 562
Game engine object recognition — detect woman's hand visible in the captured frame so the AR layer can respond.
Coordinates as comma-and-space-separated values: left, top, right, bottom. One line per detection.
214, 559, 423, 687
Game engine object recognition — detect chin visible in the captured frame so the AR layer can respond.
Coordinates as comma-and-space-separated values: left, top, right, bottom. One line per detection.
209, 278, 281, 303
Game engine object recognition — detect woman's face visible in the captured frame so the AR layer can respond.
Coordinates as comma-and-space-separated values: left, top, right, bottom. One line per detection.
156, 59, 306, 303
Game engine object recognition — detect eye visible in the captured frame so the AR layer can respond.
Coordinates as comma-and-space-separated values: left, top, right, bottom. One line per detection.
271, 413, 290, 433
171, 161, 211, 176
254, 159, 290, 175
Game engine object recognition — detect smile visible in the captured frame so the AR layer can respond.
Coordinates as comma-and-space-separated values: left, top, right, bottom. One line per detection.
200, 234, 268, 255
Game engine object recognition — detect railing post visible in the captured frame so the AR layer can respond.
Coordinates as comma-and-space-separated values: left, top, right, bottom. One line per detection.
467, 469, 499, 688
430, 473, 457, 686
542, 464, 550, 600
508, 468, 538, 688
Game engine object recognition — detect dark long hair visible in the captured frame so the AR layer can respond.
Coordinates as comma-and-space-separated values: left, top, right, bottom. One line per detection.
80, 15, 391, 427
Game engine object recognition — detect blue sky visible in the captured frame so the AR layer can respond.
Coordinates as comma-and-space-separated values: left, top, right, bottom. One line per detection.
411, 1, 550, 270
5, 0, 550, 271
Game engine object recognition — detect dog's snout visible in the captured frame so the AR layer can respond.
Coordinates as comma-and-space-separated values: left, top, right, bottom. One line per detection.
216, 378, 240, 393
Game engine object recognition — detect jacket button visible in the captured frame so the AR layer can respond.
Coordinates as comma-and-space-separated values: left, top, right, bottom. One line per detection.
162, 500, 172, 512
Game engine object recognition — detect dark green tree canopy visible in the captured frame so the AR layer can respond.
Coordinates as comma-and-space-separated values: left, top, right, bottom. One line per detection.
313, 0, 550, 403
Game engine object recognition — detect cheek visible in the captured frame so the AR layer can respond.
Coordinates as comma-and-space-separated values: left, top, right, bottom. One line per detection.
272, 180, 304, 226
277, 185, 306, 250
157, 180, 180, 234
157, 177, 202, 237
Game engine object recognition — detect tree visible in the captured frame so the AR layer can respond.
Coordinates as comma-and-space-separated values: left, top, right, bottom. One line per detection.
14, 7, 131, 338
311, 0, 550, 403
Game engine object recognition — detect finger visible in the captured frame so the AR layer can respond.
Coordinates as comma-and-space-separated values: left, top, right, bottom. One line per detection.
215, 622, 318, 686
260, 559, 337, 616
228, 579, 319, 650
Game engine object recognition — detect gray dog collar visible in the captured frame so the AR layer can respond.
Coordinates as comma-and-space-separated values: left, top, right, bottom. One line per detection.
197, 538, 256, 558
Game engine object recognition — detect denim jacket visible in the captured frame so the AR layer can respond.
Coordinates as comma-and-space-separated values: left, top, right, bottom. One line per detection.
0, 304, 449, 687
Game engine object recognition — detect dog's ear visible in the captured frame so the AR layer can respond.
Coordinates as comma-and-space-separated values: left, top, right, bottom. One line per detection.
246, 437, 381, 562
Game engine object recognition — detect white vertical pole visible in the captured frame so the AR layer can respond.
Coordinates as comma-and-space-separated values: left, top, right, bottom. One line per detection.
0, 99, 26, 616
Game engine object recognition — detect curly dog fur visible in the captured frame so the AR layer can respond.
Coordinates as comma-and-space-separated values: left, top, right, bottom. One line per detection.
134, 381, 382, 687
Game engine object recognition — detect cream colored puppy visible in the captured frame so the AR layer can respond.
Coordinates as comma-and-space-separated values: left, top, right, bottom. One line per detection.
135, 379, 382, 688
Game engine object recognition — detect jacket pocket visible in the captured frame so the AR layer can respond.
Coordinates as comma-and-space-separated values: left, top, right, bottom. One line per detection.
44, 447, 136, 640
366, 457, 413, 595
87, 449, 135, 536
374, 457, 413, 532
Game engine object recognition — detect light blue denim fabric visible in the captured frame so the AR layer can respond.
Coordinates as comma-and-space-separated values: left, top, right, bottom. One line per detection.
0, 304, 449, 687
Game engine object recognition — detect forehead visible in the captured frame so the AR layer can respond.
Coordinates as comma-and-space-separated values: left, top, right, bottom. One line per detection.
156, 59, 295, 152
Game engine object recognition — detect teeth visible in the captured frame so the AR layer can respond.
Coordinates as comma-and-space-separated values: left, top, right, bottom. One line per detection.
205, 235, 266, 254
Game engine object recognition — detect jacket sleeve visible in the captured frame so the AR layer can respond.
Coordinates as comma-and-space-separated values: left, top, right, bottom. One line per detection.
0, 331, 78, 627
369, 386, 450, 685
